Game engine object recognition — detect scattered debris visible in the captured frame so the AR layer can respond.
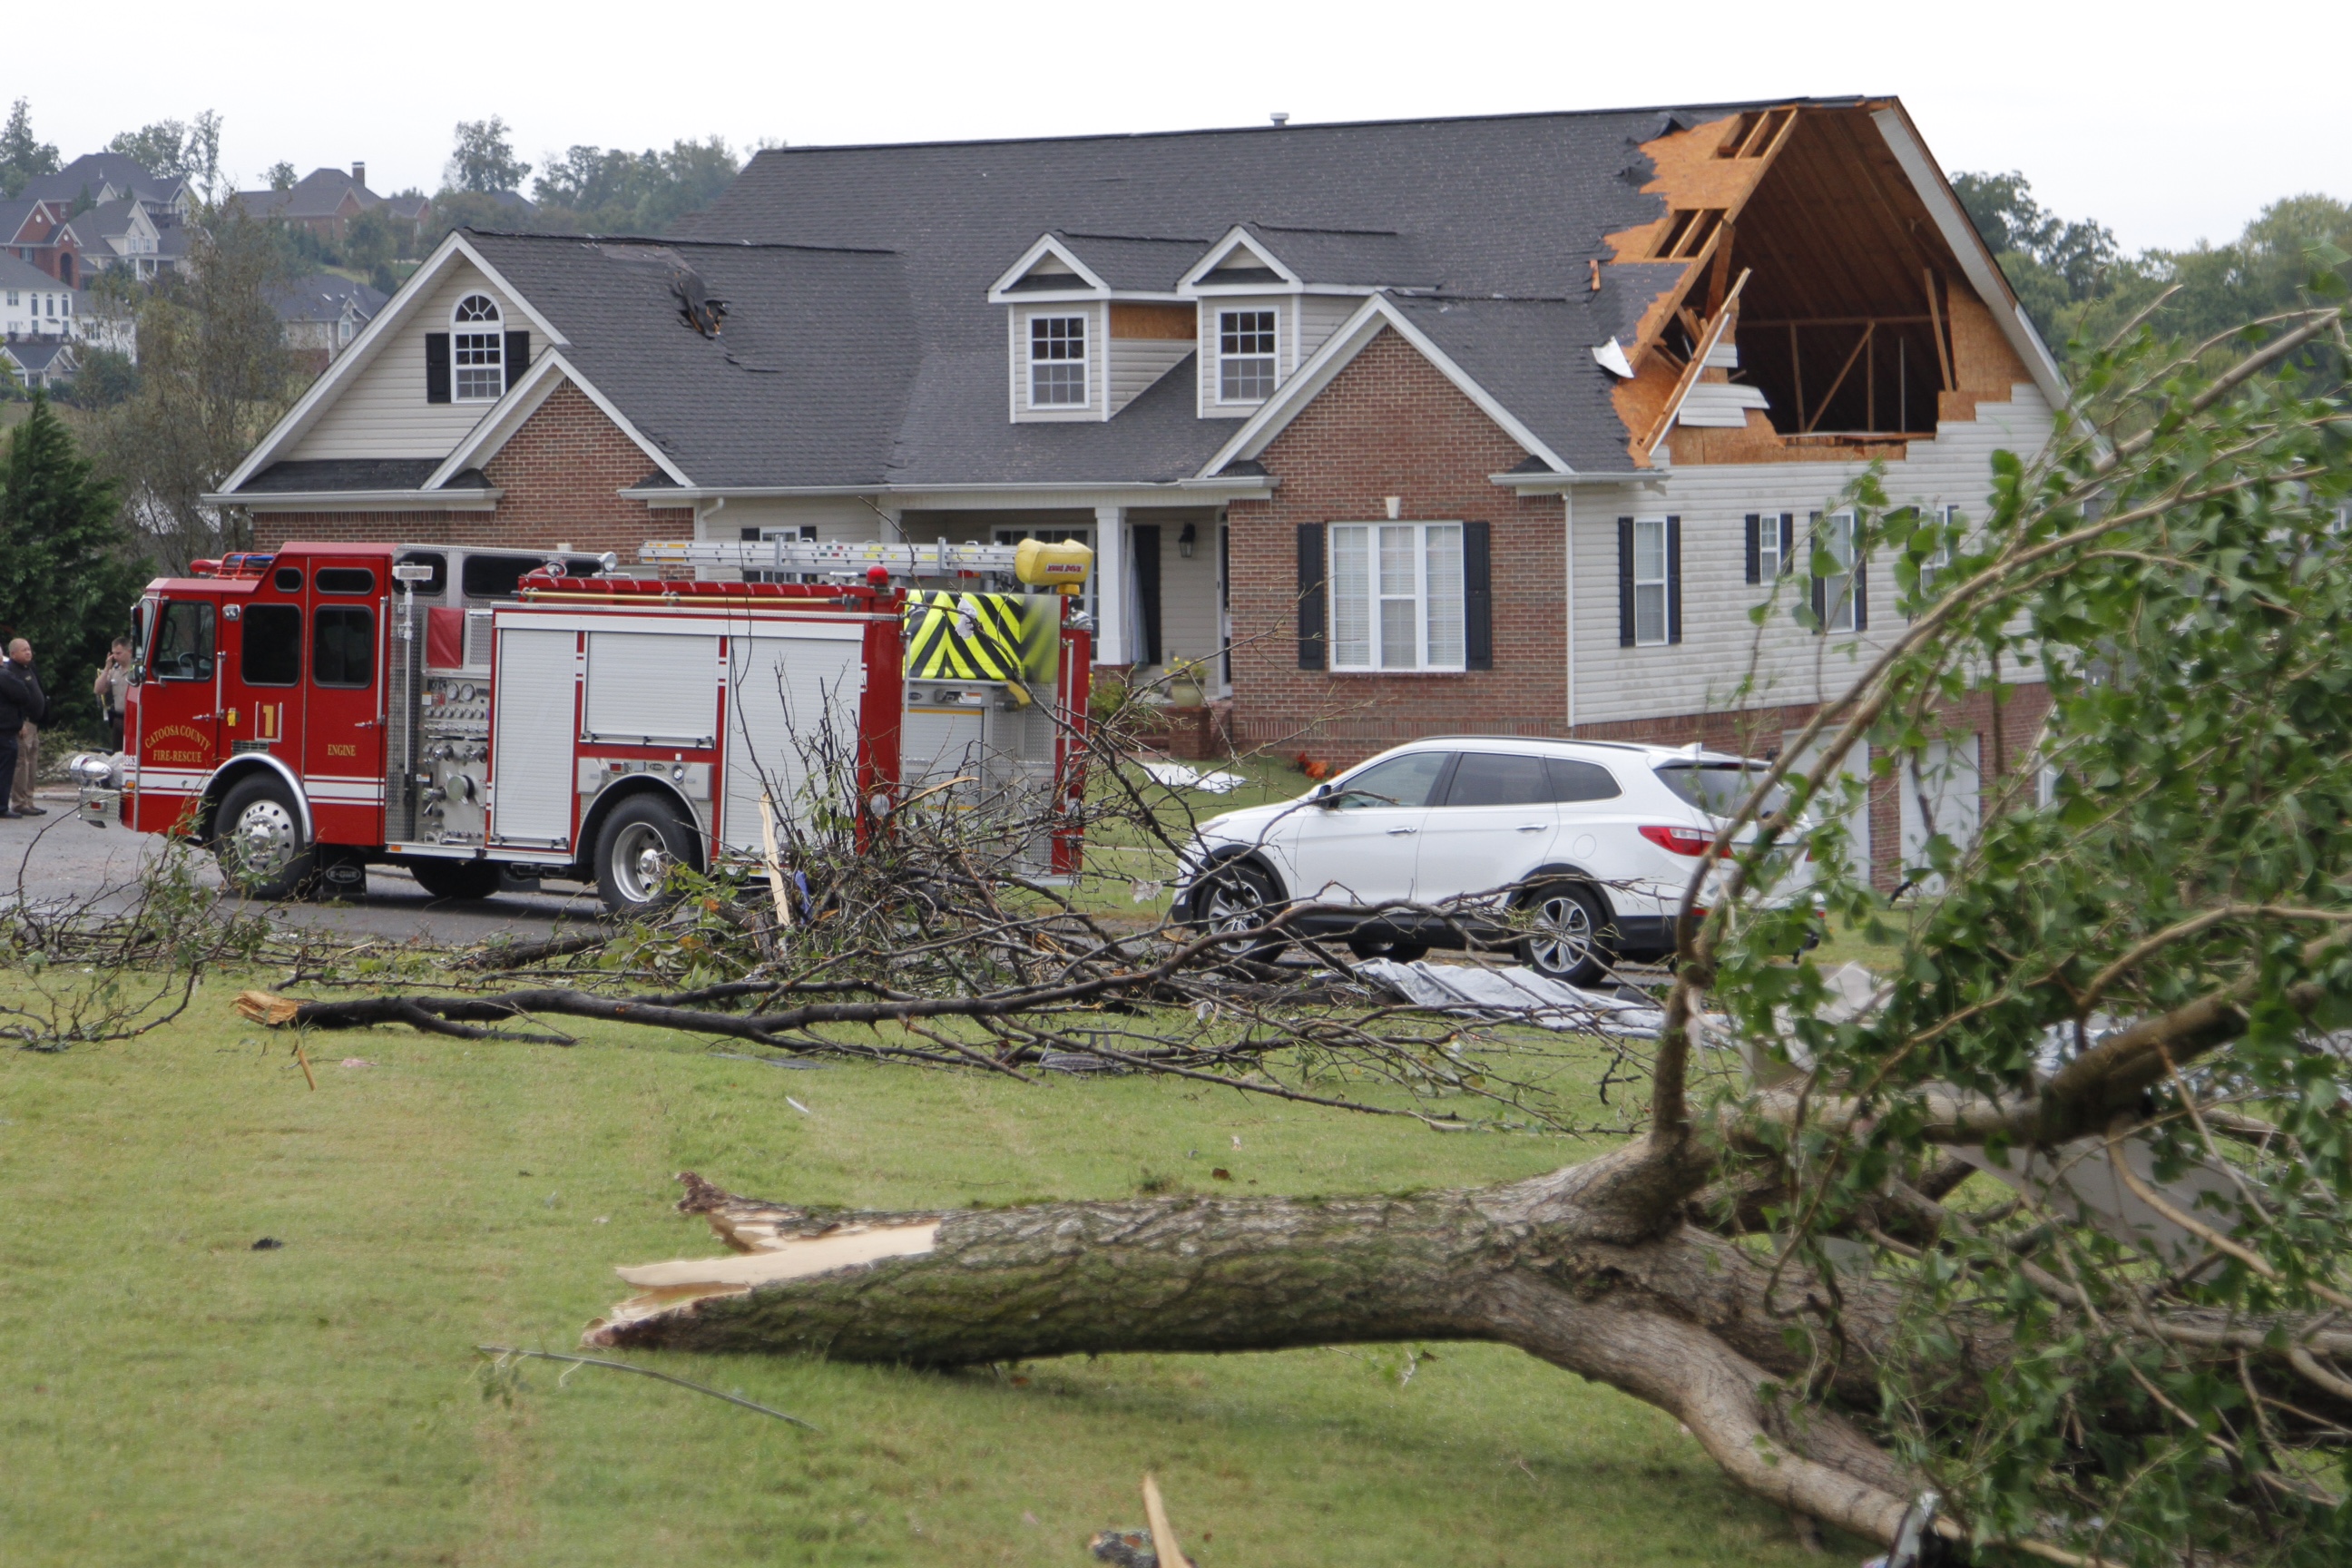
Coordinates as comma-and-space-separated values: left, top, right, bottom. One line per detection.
786, 1096, 813, 1116
250, 1237, 284, 1250
1139, 761, 1246, 794
1353, 958, 1680, 1037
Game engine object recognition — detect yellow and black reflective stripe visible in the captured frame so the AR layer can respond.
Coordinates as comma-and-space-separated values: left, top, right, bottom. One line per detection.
904, 590, 1024, 681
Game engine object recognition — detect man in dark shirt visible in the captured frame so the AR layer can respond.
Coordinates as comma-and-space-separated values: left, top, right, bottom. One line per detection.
0, 640, 50, 818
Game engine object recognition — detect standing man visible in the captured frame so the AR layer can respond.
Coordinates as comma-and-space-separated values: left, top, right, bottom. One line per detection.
0, 642, 34, 819
5, 639, 49, 817
93, 636, 132, 752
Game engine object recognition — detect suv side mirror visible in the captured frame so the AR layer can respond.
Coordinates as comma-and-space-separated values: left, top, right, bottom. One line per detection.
1312, 782, 1335, 806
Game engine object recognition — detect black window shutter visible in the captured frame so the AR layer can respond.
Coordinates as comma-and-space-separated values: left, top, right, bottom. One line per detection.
1132, 524, 1162, 666
503, 329, 530, 389
1665, 515, 1682, 644
1808, 511, 1826, 632
1463, 520, 1493, 670
1853, 550, 1868, 632
1297, 523, 1327, 670
1616, 516, 1635, 647
424, 332, 450, 403
1744, 513, 1760, 584
1778, 513, 1796, 574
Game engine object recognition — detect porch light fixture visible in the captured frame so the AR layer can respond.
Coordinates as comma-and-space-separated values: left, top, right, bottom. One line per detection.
1178, 523, 1197, 558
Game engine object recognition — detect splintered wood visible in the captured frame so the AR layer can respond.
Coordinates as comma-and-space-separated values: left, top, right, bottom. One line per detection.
235, 989, 301, 1025
589, 1173, 945, 1340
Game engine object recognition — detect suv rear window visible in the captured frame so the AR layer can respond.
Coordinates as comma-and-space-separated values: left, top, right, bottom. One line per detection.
1655, 762, 1787, 818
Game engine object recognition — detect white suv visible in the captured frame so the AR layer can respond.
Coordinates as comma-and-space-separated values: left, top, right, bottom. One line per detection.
1171, 738, 1808, 985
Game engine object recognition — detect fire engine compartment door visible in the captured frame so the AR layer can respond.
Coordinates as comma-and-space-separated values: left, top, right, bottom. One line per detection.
489, 628, 578, 848
721, 629, 864, 857
583, 632, 719, 747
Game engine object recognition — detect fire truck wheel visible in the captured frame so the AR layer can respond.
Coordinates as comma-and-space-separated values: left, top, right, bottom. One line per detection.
211, 774, 315, 900
595, 796, 696, 914
407, 858, 505, 901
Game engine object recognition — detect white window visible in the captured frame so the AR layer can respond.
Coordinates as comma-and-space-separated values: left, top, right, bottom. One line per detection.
1916, 504, 1958, 602
1218, 309, 1278, 402
1632, 517, 1670, 645
1329, 522, 1465, 671
1758, 512, 1793, 581
452, 294, 505, 401
1028, 314, 1087, 407
1818, 511, 1858, 632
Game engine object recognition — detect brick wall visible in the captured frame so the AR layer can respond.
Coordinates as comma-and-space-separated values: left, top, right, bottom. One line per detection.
1227, 328, 1566, 752
251, 383, 694, 554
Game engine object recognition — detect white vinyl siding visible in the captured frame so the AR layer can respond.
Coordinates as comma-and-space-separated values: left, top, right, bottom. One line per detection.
1293, 294, 1358, 365
1328, 521, 1465, 672
292, 268, 525, 459
1567, 379, 2055, 728
1107, 333, 1191, 415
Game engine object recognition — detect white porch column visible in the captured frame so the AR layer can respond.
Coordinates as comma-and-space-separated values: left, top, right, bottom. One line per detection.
1093, 505, 1128, 665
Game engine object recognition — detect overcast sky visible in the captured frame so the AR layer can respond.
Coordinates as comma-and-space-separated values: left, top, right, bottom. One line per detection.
24, 0, 2347, 254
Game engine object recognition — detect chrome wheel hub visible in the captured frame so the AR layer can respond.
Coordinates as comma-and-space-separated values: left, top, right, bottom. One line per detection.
225, 800, 299, 885
1527, 894, 1594, 975
1200, 875, 1263, 942
609, 821, 671, 905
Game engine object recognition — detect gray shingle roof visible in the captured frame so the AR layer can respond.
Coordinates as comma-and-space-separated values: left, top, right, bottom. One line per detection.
17, 153, 172, 206
0, 252, 62, 291
456, 233, 922, 490
266, 273, 389, 325
241, 458, 447, 494
663, 105, 1792, 481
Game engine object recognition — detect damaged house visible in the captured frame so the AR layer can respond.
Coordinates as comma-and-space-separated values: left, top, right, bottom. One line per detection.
211, 98, 2062, 887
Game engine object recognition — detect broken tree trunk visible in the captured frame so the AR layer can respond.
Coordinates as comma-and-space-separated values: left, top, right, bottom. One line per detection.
594, 1152, 1973, 1548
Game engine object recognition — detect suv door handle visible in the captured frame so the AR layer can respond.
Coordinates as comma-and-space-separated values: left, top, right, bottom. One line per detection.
1386, 825, 1416, 836
1516, 823, 1547, 832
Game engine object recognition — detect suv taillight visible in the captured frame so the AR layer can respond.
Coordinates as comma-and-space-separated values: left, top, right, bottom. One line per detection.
1639, 824, 1713, 857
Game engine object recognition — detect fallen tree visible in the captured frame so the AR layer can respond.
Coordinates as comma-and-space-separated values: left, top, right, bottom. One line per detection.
568, 298, 2352, 1566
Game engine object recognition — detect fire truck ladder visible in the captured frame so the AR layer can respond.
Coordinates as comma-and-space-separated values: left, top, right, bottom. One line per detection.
639, 538, 1032, 579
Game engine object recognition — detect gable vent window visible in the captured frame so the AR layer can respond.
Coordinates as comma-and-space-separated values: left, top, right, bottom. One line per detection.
1029, 315, 1088, 407
452, 294, 505, 401
1218, 309, 1278, 402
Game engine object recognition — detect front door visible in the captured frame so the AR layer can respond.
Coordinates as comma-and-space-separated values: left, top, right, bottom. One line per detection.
1279, 750, 1454, 910
300, 563, 387, 845
223, 572, 304, 768
132, 595, 220, 833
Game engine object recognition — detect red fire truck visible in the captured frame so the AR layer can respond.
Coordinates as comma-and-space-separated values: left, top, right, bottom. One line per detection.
102, 537, 1093, 911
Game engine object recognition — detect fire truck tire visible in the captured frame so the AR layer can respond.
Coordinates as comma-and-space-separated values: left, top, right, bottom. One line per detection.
211, 774, 316, 900
594, 795, 696, 914
407, 858, 505, 901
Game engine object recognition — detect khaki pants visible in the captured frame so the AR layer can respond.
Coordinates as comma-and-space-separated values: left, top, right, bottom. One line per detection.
13, 722, 35, 812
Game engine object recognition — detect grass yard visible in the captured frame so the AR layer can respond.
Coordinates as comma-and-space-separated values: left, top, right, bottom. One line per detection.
0, 985, 1844, 1567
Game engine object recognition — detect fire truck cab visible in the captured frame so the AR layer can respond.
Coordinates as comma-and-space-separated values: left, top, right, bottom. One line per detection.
115, 538, 1092, 910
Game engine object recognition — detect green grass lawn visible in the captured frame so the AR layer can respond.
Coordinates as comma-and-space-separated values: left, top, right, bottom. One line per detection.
0, 986, 1843, 1567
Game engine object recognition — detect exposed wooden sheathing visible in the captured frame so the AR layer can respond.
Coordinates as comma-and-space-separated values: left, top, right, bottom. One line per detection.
1602, 103, 2033, 466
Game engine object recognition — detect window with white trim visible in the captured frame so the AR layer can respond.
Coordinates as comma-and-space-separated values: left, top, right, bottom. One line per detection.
1757, 512, 1793, 580
1028, 314, 1087, 407
1632, 517, 1671, 644
1818, 511, 1859, 632
1328, 522, 1465, 671
452, 294, 505, 401
1916, 504, 1958, 602
1217, 309, 1277, 401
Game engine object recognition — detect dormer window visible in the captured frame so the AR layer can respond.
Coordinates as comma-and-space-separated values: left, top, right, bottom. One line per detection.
452, 295, 505, 401
1218, 309, 1278, 401
1029, 315, 1087, 407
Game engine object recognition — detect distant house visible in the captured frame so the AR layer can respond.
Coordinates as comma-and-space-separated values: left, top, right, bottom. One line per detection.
0, 252, 79, 338
231, 163, 432, 245
268, 272, 388, 369
1, 336, 78, 392
16, 152, 197, 220
56, 197, 172, 279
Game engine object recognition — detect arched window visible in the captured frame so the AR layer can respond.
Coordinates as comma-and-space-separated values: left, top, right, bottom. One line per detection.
451, 294, 505, 400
